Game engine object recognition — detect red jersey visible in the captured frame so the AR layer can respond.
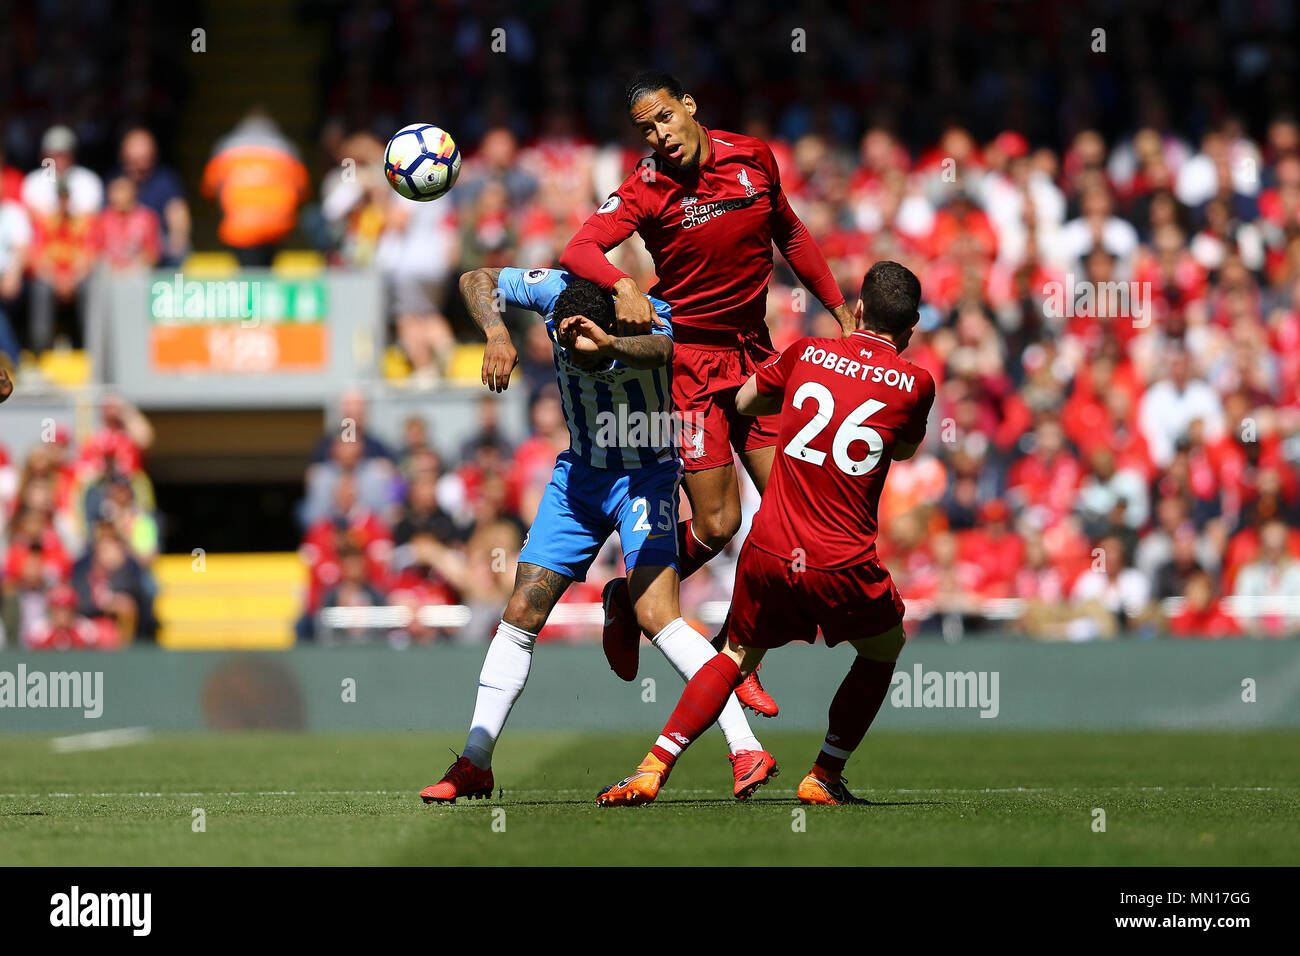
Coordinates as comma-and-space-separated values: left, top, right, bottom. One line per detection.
560, 126, 843, 333
748, 329, 936, 570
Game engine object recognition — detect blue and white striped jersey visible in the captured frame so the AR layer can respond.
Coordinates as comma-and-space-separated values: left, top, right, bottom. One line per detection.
497, 267, 677, 470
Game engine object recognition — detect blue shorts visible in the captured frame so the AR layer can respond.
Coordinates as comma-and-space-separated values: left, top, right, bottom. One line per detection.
519, 452, 682, 582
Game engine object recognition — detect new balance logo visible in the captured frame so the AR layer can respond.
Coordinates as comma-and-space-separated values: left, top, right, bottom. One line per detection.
669, 732, 690, 745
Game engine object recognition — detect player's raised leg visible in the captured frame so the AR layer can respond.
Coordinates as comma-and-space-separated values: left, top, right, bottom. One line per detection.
796, 624, 905, 807
625, 562, 777, 799
728, 444, 781, 716
597, 635, 766, 807
599, 463, 731, 680
421, 563, 570, 803
601, 458, 779, 717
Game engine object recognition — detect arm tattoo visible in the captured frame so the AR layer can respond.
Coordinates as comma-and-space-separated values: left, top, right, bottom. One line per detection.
459, 268, 508, 340
514, 562, 572, 619
608, 334, 672, 370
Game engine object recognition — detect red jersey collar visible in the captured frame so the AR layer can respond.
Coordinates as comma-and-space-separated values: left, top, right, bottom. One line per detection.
850, 330, 899, 353
697, 125, 716, 170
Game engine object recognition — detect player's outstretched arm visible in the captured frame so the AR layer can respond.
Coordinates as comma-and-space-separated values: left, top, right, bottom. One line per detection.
612, 278, 656, 336
459, 267, 517, 393
735, 373, 781, 417
605, 331, 671, 369
559, 193, 654, 335
556, 316, 671, 369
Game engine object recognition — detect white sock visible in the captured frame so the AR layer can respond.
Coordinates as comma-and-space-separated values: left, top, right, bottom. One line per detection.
463, 621, 536, 769
649, 617, 762, 755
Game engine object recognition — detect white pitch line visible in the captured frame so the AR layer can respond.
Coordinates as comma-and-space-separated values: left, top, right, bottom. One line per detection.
0, 785, 1286, 799
49, 727, 152, 754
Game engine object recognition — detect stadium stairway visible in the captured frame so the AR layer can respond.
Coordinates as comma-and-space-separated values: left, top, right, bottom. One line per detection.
154, 552, 305, 650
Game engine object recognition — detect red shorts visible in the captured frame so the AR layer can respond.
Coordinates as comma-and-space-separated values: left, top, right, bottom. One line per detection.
721, 539, 906, 649
672, 326, 780, 472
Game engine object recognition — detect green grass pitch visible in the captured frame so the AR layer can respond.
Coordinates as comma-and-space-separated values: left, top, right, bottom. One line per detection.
2, 730, 1297, 865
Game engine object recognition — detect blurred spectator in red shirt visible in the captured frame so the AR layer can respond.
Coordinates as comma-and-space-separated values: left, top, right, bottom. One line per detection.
958, 500, 1025, 598
1167, 571, 1241, 639
3, 506, 72, 584
95, 177, 161, 271
1006, 416, 1084, 528
301, 476, 393, 612
25, 584, 116, 650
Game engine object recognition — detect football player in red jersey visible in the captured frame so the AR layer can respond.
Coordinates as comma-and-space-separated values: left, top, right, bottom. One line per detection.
560, 71, 856, 715
596, 262, 937, 807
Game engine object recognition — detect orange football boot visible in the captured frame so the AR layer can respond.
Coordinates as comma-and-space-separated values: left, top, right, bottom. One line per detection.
601, 578, 640, 682
596, 752, 671, 807
420, 755, 494, 804
735, 662, 778, 717
796, 765, 869, 805
729, 749, 779, 800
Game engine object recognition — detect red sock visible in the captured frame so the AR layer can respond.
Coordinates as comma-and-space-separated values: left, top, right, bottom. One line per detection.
814, 657, 896, 778
650, 653, 741, 765
676, 518, 720, 580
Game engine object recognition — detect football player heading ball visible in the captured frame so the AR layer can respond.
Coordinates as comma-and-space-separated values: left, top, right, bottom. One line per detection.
561, 70, 857, 716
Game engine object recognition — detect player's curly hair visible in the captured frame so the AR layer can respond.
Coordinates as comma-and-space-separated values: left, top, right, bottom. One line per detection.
625, 70, 686, 111
553, 277, 616, 334
860, 260, 922, 337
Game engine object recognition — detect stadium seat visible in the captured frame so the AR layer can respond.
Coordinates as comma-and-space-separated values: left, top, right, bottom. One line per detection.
37, 349, 91, 387
154, 552, 306, 650
446, 343, 487, 384
271, 250, 327, 277
382, 345, 412, 381
179, 251, 241, 277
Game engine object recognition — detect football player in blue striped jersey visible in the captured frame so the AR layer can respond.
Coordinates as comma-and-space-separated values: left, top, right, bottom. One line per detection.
420, 267, 777, 804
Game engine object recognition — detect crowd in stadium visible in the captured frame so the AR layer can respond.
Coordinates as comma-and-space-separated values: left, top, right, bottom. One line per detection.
0, 394, 159, 648
292, 112, 1300, 643
2, 1, 1299, 646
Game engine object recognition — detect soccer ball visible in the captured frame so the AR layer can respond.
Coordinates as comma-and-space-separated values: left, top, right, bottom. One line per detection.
384, 124, 462, 202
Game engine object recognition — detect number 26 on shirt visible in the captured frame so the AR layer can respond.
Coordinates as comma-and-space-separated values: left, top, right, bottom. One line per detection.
783, 382, 887, 476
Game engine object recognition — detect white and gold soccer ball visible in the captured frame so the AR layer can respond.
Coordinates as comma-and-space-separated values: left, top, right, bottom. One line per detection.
383, 124, 462, 201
